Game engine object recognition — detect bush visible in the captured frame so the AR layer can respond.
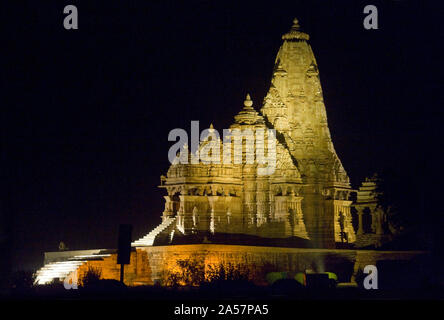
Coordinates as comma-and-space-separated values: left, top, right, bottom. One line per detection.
206, 262, 251, 283
162, 256, 205, 287
80, 266, 102, 287
162, 257, 258, 287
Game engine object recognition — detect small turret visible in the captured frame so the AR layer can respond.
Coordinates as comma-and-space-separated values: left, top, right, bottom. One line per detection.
232, 93, 265, 126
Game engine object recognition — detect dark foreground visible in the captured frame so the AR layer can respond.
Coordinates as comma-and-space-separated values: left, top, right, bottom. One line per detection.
2, 283, 443, 319
3, 281, 444, 301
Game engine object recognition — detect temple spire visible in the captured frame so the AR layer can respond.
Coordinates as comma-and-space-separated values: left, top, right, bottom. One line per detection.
243, 93, 253, 109
261, 17, 349, 186
231, 93, 265, 126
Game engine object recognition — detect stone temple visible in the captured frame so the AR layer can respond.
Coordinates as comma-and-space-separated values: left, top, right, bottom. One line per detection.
132, 18, 355, 250
34, 19, 425, 286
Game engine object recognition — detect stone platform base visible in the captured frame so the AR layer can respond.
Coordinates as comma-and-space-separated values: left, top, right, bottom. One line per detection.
68, 244, 429, 286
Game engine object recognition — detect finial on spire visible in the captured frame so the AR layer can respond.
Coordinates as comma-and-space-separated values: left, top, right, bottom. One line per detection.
282, 17, 309, 41
292, 18, 300, 30
209, 123, 214, 130
244, 94, 253, 108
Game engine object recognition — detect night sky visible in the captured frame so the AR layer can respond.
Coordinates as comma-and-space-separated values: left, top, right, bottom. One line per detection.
2, 1, 440, 271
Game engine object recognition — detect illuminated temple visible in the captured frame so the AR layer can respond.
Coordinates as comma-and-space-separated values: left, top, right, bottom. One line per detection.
35, 19, 418, 286
132, 18, 355, 250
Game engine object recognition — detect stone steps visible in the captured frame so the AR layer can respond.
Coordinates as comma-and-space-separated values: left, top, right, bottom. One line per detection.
34, 253, 111, 285
35, 261, 86, 285
131, 217, 176, 247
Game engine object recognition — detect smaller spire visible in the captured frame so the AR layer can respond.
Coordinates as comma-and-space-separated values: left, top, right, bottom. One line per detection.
209, 123, 215, 131
231, 93, 265, 126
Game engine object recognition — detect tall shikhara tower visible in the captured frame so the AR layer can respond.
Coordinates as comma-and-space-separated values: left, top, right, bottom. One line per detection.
132, 18, 355, 249
260, 18, 354, 247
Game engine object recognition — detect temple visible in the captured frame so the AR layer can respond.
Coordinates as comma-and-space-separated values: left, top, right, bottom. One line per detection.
34, 18, 408, 286
132, 18, 354, 249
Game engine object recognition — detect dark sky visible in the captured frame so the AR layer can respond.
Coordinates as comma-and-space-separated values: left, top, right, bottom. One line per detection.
2, 0, 440, 271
